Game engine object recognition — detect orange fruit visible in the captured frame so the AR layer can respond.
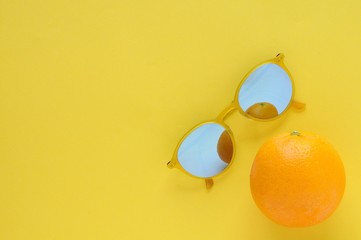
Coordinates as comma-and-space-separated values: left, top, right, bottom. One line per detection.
246, 102, 278, 119
217, 131, 233, 164
250, 131, 345, 227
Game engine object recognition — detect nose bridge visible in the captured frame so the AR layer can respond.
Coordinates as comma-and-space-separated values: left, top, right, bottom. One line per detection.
216, 102, 238, 122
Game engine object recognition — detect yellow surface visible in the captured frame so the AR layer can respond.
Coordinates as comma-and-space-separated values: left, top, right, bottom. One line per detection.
1, 0, 361, 239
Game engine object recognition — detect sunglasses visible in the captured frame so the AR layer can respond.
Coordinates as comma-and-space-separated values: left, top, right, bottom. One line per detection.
167, 53, 305, 189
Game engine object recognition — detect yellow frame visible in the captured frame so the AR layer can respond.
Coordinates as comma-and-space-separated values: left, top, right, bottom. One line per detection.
167, 53, 305, 189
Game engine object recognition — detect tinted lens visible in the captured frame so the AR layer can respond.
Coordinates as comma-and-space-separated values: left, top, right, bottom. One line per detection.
177, 123, 234, 178
238, 63, 293, 119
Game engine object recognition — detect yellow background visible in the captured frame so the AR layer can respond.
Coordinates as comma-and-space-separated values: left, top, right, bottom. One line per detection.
1, 0, 361, 239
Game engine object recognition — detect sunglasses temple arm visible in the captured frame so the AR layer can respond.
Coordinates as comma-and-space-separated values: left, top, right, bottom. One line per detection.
292, 100, 306, 110
168, 161, 214, 190
205, 178, 214, 190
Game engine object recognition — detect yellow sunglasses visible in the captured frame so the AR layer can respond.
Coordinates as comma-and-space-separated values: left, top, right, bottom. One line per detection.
167, 53, 305, 189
